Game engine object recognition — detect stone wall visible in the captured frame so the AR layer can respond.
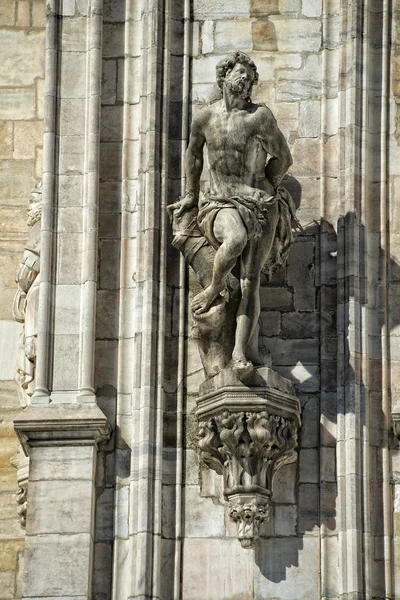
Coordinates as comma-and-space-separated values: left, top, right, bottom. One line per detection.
391, 2, 400, 597
0, 0, 45, 597
1, 1, 399, 600
179, 1, 336, 597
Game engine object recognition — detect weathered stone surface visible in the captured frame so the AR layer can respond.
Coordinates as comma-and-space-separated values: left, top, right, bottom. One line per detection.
214, 20, 252, 53
0, 321, 21, 380
299, 448, 319, 483
0, 30, 44, 86
282, 311, 319, 338
270, 16, 321, 52
184, 486, 225, 538
274, 504, 297, 536
13, 121, 43, 160
0, 121, 13, 159
277, 55, 322, 101
260, 310, 281, 336
0, 87, 36, 122
302, 0, 322, 17
260, 286, 294, 310
299, 100, 320, 138
287, 240, 316, 310
60, 52, 87, 99
193, 0, 250, 18
102, 60, 117, 105
0, 159, 34, 203
298, 483, 319, 533
32, 0, 46, 26
27, 480, 93, 534
0, 0, 14, 25
265, 338, 319, 365
24, 533, 93, 597
279, 0, 301, 13
182, 538, 253, 599
0, 571, 15, 599
61, 18, 87, 52
0, 540, 24, 571
201, 20, 214, 54
254, 537, 319, 599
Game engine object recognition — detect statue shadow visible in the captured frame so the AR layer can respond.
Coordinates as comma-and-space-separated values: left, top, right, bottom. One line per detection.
254, 208, 400, 590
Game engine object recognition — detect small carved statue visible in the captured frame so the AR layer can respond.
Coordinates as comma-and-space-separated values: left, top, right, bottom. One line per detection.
168, 51, 296, 380
12, 181, 42, 403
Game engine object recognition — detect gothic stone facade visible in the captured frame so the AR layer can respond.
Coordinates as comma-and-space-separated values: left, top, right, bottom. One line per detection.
1, 1, 400, 599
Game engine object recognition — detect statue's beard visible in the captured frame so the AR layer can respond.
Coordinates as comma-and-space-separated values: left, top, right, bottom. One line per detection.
225, 78, 249, 99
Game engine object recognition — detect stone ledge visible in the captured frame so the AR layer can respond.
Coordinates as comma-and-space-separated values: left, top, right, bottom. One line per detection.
13, 403, 110, 455
197, 366, 300, 423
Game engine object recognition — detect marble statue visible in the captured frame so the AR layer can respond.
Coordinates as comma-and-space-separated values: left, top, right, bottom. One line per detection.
168, 51, 296, 380
12, 181, 42, 402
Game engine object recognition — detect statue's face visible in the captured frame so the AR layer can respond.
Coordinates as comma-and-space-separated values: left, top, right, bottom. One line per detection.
27, 192, 42, 226
224, 62, 254, 99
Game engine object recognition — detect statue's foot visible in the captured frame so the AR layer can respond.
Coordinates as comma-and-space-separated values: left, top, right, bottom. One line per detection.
231, 358, 254, 381
191, 286, 220, 315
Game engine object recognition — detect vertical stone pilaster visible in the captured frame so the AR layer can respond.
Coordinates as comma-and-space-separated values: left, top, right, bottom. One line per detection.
34, 0, 104, 404
112, 1, 173, 598
13, 404, 110, 600
12, 0, 111, 597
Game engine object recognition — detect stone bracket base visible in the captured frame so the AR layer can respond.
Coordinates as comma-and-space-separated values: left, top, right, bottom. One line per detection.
197, 366, 301, 548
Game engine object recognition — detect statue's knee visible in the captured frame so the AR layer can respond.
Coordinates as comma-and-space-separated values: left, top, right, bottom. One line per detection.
240, 277, 258, 296
229, 232, 247, 256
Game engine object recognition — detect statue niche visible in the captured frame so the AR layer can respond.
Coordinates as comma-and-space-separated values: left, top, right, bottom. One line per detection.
168, 52, 301, 548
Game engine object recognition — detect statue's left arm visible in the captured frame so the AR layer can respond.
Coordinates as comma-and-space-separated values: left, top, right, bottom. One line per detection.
259, 107, 293, 189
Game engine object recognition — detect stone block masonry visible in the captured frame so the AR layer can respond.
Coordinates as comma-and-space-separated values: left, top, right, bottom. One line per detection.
0, 1, 398, 600
0, 1, 45, 599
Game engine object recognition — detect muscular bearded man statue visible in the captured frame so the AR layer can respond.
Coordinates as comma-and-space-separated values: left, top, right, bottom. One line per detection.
168, 51, 296, 381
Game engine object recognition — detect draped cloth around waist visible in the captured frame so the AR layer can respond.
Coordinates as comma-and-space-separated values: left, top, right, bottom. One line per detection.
197, 186, 296, 279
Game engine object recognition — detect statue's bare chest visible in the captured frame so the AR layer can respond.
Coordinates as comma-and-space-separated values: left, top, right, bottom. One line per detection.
205, 110, 259, 154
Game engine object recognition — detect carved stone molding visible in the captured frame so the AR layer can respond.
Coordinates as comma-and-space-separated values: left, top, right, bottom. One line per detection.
197, 367, 301, 548
392, 405, 400, 440
14, 403, 111, 455
10, 446, 29, 527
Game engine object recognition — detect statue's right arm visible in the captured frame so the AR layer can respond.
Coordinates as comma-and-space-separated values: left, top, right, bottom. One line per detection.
168, 112, 206, 218
185, 114, 206, 201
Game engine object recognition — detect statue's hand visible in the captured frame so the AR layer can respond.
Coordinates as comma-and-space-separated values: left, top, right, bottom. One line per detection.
167, 194, 198, 219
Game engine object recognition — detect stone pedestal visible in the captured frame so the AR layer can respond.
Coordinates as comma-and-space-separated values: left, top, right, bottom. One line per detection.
197, 367, 301, 548
14, 404, 110, 600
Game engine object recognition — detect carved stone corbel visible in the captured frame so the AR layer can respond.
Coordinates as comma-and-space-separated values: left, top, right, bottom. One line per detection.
10, 446, 29, 527
392, 405, 400, 440
197, 366, 301, 548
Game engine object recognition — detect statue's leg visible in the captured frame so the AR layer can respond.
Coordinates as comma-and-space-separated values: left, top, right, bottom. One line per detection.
232, 205, 279, 372
191, 209, 247, 314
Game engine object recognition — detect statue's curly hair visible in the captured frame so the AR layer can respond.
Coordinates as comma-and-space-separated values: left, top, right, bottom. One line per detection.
215, 51, 259, 99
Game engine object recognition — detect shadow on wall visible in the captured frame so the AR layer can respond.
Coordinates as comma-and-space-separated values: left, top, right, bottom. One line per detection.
255, 204, 399, 590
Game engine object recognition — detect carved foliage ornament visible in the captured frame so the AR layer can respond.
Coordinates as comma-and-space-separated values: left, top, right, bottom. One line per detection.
198, 408, 298, 548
